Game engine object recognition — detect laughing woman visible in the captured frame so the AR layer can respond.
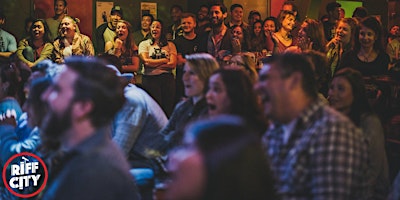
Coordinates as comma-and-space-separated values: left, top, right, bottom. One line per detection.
105, 20, 139, 73
206, 69, 267, 134
139, 19, 177, 117
16, 19, 53, 68
328, 68, 389, 199
53, 16, 94, 63
160, 53, 219, 153
338, 17, 389, 77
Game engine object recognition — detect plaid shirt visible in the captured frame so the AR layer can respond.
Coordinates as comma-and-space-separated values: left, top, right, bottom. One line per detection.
263, 100, 369, 200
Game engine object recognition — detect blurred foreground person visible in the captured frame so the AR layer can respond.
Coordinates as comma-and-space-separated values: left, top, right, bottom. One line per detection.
40, 57, 139, 200
166, 116, 277, 200
254, 53, 368, 199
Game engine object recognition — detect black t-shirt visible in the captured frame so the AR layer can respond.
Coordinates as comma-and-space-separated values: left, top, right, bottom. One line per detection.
173, 34, 207, 56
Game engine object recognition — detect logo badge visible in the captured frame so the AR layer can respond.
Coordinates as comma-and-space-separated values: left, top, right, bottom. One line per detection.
2, 152, 48, 198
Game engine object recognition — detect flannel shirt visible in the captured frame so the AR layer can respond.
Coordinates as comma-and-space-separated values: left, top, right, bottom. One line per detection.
263, 100, 369, 200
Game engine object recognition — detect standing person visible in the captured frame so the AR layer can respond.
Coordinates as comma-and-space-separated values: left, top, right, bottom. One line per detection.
254, 53, 369, 199
328, 68, 389, 199
133, 13, 154, 47
207, 3, 232, 60
247, 10, 261, 27
194, 5, 211, 36
53, 16, 95, 64
271, 10, 296, 54
326, 18, 358, 77
94, 5, 123, 54
133, 13, 154, 85
40, 56, 140, 200
105, 20, 139, 73
174, 13, 207, 102
46, 0, 68, 41
226, 4, 248, 30
166, 5, 183, 41
323, 2, 341, 42
138, 19, 177, 117
0, 12, 17, 63
338, 16, 389, 77
16, 19, 54, 67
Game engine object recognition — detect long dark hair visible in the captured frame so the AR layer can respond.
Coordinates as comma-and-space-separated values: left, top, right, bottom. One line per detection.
150, 19, 168, 47
332, 68, 372, 126
29, 19, 52, 44
186, 116, 277, 200
211, 69, 267, 133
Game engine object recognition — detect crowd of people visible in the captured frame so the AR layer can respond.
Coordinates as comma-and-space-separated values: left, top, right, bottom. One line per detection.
0, 0, 400, 199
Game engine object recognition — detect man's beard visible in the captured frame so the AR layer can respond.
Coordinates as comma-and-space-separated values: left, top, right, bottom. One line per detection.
212, 18, 223, 28
40, 103, 73, 152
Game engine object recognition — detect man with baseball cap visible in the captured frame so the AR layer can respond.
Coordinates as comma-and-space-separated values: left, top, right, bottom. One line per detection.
95, 5, 123, 54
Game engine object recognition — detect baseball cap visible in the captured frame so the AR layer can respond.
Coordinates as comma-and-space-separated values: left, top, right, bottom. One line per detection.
111, 5, 123, 17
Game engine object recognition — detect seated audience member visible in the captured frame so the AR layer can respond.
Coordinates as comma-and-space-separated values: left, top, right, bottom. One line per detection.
0, 12, 17, 63
105, 20, 139, 73
0, 62, 23, 124
230, 25, 250, 55
249, 20, 265, 52
338, 16, 389, 77
160, 53, 219, 153
328, 68, 389, 199
326, 18, 358, 77
223, 52, 258, 83
262, 17, 279, 52
206, 68, 267, 134
39, 56, 140, 199
94, 5, 123, 54
139, 19, 177, 117
254, 53, 369, 199
166, 115, 277, 200
0, 77, 51, 167
16, 19, 54, 68
99, 55, 169, 173
53, 16, 95, 64
303, 50, 330, 102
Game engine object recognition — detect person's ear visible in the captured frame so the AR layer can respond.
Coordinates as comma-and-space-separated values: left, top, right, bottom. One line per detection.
73, 100, 93, 120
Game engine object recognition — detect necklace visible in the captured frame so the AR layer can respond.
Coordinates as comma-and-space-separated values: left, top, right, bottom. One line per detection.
359, 49, 374, 62
279, 32, 291, 41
